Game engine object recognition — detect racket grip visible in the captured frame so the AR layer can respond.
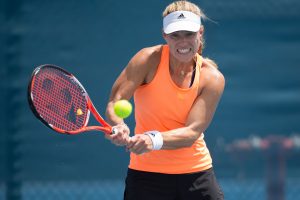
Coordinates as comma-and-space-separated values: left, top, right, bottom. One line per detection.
111, 127, 117, 135
110, 123, 128, 135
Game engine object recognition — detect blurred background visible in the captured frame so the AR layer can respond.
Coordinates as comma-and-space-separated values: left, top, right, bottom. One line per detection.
1, 0, 300, 199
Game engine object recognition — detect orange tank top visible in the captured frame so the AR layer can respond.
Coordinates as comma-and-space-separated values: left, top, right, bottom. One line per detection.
130, 45, 212, 174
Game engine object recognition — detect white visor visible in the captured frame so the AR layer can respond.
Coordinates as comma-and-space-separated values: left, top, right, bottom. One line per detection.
163, 11, 201, 34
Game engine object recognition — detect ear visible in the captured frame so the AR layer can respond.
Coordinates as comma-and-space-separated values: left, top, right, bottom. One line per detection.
199, 25, 204, 36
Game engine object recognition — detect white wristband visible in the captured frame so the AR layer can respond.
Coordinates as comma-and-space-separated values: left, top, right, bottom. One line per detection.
144, 131, 163, 150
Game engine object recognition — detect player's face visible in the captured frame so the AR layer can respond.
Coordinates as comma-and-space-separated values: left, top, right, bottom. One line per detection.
164, 30, 202, 63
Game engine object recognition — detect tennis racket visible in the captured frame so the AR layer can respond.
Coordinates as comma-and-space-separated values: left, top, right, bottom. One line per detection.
28, 64, 115, 135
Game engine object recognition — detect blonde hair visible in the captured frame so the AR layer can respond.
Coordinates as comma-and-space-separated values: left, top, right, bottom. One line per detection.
162, 1, 207, 19
205, 58, 218, 69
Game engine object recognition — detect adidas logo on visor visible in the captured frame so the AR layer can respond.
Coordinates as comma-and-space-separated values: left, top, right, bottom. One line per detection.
163, 11, 201, 34
177, 13, 185, 19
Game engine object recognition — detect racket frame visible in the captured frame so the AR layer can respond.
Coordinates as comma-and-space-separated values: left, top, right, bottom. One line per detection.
27, 64, 113, 135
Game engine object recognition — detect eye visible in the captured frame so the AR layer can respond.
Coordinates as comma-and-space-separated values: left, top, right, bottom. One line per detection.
169, 33, 179, 40
186, 32, 196, 38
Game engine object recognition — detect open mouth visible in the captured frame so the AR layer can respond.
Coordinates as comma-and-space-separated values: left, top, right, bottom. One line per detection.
177, 48, 191, 54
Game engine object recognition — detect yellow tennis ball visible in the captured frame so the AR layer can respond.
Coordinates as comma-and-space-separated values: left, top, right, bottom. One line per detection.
114, 100, 132, 119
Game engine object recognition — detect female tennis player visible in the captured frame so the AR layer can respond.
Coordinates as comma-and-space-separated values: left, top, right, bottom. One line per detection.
105, 1, 225, 199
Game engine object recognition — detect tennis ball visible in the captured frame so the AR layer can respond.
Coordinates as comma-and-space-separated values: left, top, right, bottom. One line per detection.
114, 100, 132, 119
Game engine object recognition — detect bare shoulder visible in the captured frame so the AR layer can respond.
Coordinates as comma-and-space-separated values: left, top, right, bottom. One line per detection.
141, 45, 163, 57
129, 45, 162, 67
199, 58, 225, 94
127, 45, 163, 84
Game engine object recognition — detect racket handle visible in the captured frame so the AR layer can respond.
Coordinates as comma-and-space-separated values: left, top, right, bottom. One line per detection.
111, 127, 117, 135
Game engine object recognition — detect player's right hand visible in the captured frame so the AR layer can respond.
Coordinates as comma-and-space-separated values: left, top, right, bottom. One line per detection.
105, 123, 130, 146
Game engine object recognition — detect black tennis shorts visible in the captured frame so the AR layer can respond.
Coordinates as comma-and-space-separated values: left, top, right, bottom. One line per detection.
124, 167, 224, 200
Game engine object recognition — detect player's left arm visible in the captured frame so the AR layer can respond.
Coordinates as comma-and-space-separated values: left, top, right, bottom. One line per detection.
127, 63, 225, 153
162, 66, 225, 149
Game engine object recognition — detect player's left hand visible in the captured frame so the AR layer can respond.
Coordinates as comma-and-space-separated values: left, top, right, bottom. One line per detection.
126, 134, 153, 154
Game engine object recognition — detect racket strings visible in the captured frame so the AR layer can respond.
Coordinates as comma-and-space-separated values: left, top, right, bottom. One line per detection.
31, 67, 88, 131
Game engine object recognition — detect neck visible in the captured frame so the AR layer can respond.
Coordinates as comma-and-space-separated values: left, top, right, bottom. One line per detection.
169, 55, 196, 77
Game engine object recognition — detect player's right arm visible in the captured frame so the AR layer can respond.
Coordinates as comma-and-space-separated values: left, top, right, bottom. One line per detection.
105, 45, 162, 145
